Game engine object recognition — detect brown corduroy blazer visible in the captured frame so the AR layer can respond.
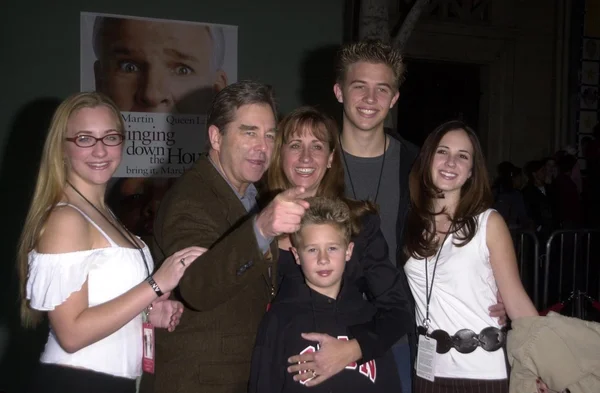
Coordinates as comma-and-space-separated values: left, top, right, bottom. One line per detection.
143, 155, 278, 393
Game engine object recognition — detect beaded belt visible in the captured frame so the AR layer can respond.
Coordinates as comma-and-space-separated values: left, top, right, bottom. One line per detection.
417, 326, 507, 354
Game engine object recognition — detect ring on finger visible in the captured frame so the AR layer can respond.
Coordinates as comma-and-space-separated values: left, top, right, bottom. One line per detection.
311, 370, 317, 378
180, 258, 186, 267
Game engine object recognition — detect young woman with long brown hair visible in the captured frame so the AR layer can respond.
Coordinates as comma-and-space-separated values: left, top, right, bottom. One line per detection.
403, 120, 538, 392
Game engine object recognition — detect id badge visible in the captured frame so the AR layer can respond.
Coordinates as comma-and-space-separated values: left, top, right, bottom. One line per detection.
416, 334, 437, 382
142, 322, 155, 374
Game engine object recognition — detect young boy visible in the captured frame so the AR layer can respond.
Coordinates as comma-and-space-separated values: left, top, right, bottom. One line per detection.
249, 197, 401, 393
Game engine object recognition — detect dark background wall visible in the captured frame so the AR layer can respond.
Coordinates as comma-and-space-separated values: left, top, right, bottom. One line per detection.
0, 1, 343, 391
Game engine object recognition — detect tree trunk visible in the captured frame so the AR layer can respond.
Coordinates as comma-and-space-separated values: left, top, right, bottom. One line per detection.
392, 0, 431, 52
358, 0, 390, 42
389, 0, 430, 131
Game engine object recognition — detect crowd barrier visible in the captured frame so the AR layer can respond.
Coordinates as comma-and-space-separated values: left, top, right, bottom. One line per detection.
510, 229, 540, 308
510, 228, 600, 321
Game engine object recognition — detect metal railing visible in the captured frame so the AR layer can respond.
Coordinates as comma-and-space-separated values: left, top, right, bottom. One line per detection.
542, 229, 600, 320
510, 229, 540, 308
509, 228, 599, 320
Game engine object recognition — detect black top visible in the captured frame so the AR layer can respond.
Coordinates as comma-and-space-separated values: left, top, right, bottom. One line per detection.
275, 212, 412, 362
389, 132, 420, 364
249, 279, 402, 393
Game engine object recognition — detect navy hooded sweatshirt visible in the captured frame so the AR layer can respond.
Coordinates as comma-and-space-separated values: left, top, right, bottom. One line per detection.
249, 277, 402, 393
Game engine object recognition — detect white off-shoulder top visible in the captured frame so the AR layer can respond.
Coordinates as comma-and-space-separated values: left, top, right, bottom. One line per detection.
26, 203, 153, 379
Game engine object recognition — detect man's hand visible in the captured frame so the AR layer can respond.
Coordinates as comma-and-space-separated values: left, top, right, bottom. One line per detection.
255, 187, 310, 238
286, 333, 362, 387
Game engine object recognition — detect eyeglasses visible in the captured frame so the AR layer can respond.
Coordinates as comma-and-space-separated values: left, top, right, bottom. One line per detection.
65, 134, 125, 148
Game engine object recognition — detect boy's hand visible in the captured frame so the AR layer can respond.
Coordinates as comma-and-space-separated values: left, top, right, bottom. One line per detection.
489, 290, 507, 326
287, 333, 362, 387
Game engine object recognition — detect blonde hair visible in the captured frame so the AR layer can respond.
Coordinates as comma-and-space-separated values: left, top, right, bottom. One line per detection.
17, 91, 123, 327
292, 197, 352, 246
335, 39, 405, 88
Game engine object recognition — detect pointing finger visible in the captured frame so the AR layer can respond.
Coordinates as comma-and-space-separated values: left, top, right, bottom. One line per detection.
281, 186, 306, 200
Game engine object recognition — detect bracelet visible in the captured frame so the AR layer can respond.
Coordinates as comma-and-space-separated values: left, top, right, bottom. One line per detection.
146, 276, 164, 297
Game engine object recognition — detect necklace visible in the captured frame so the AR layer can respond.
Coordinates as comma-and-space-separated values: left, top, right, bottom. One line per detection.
339, 133, 387, 204
67, 181, 150, 277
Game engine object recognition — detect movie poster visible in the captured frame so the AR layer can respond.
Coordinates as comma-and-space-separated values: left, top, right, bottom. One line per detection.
80, 12, 237, 236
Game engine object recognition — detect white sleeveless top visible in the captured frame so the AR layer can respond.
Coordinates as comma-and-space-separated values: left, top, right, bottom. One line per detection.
404, 209, 507, 380
26, 203, 154, 379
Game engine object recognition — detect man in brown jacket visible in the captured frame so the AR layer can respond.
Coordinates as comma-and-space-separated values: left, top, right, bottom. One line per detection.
146, 81, 309, 393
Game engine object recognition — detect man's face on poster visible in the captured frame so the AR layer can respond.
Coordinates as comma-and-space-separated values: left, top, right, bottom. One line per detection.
94, 18, 227, 114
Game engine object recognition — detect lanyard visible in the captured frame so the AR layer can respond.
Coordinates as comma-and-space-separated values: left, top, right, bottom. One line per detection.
423, 224, 453, 329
